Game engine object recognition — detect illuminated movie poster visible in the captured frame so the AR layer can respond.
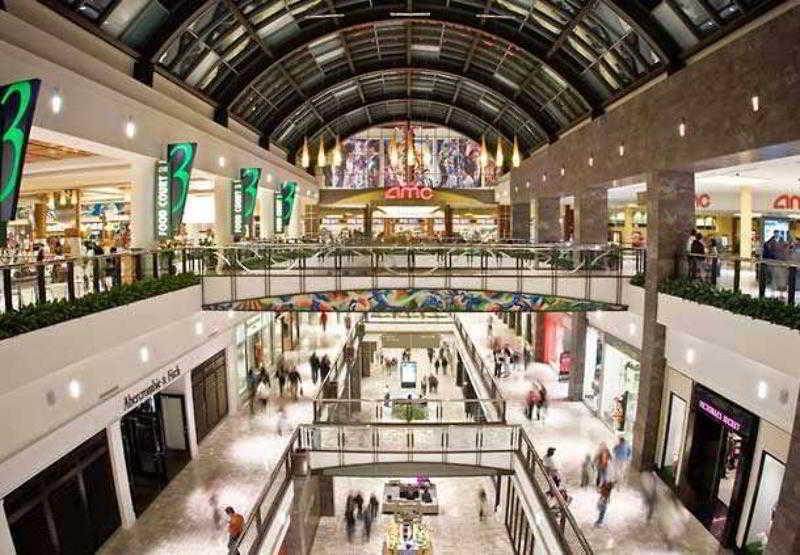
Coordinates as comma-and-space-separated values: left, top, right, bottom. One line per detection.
329, 139, 380, 188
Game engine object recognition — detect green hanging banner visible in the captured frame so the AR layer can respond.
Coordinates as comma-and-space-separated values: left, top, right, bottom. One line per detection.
281, 181, 297, 229
154, 161, 170, 239
231, 179, 244, 238
0, 78, 41, 246
240, 167, 261, 227
167, 142, 196, 233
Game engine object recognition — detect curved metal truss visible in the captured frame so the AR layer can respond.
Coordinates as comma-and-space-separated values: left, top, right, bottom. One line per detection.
48, 0, 781, 159
299, 99, 516, 156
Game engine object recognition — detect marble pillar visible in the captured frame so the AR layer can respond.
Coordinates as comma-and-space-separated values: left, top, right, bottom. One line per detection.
739, 186, 753, 259
318, 475, 335, 517
258, 187, 275, 240
511, 202, 532, 243
768, 392, 800, 553
213, 176, 233, 245
0, 499, 17, 555
107, 420, 137, 529
632, 170, 695, 471
567, 313, 587, 401
284, 472, 321, 554
129, 157, 158, 249
574, 187, 608, 244
363, 203, 372, 238
443, 205, 453, 238
533, 197, 560, 243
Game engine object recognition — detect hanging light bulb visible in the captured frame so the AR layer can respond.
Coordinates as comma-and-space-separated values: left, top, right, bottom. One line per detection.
332, 135, 343, 168
512, 135, 521, 168
300, 136, 310, 168
406, 137, 416, 167
317, 137, 327, 167
422, 144, 432, 168
47, 193, 55, 210
58, 192, 67, 207
388, 134, 399, 167
480, 135, 488, 168
495, 139, 504, 168
70, 189, 78, 205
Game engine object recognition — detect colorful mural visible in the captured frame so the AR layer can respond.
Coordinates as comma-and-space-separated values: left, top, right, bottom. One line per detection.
205, 288, 627, 313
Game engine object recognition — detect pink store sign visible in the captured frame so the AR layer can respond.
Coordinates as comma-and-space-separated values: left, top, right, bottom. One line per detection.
698, 399, 743, 432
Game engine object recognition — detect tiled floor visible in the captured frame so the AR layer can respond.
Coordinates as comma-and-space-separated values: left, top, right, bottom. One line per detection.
98, 317, 350, 555
458, 314, 728, 554
312, 475, 513, 554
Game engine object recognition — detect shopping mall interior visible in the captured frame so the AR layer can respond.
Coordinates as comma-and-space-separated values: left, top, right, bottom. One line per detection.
1, 1, 800, 554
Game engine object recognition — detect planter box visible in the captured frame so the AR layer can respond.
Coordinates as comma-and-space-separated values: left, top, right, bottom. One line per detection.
0, 286, 201, 396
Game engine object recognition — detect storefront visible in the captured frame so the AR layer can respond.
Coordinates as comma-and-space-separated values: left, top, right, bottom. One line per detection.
5, 431, 121, 554
678, 384, 759, 547
538, 313, 573, 381
581, 329, 641, 436
235, 313, 275, 402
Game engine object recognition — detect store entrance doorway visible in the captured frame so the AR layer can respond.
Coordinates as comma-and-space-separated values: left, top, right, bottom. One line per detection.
121, 394, 191, 516
680, 385, 757, 547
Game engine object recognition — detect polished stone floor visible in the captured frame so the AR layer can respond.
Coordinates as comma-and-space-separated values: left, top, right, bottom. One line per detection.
458, 313, 728, 554
98, 316, 350, 555
312, 475, 513, 554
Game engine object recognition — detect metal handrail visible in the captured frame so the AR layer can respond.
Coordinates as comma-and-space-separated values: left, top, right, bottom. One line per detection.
235, 424, 592, 555
231, 428, 301, 555
312, 313, 366, 403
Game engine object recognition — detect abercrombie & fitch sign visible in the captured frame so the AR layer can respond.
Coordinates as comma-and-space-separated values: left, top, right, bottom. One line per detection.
123, 366, 181, 410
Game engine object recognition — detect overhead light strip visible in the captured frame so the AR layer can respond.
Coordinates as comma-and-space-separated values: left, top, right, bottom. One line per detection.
476, 14, 516, 20
390, 12, 431, 17
304, 14, 345, 19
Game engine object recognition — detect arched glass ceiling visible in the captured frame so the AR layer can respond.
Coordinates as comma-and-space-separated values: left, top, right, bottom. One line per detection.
51, 0, 782, 155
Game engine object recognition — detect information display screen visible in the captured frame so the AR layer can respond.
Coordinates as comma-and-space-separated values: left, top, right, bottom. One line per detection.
400, 362, 417, 389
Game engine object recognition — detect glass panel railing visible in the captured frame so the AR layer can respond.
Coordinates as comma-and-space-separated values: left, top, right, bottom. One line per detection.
313, 398, 505, 424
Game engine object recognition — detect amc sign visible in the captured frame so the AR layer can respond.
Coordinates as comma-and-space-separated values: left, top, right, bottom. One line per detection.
384, 185, 434, 201
773, 194, 800, 210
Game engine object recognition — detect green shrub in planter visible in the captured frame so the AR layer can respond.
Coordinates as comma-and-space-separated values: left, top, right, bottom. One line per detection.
630, 274, 800, 331
0, 273, 200, 341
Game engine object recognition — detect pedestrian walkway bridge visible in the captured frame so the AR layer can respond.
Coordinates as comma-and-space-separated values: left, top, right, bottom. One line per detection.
200, 244, 639, 313
234, 424, 591, 555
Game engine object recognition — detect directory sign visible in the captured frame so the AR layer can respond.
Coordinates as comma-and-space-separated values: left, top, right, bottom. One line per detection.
401, 362, 417, 389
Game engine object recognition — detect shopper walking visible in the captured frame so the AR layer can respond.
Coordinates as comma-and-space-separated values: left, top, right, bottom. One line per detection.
320, 354, 332, 382
612, 436, 632, 486
369, 493, 379, 518
434, 357, 441, 375
353, 491, 364, 519
276, 368, 286, 398
641, 470, 658, 522
344, 313, 352, 333
478, 488, 488, 522
256, 376, 270, 412
246, 368, 258, 414
580, 454, 594, 488
276, 407, 288, 436
525, 387, 539, 420
320, 311, 328, 333
309, 351, 320, 384
536, 384, 548, 421
344, 500, 356, 543
427, 347, 435, 365
594, 442, 612, 486
363, 506, 373, 540
594, 481, 613, 528
441, 355, 448, 375
224, 506, 244, 554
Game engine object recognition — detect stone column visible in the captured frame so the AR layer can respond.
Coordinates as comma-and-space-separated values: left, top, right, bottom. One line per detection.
632, 170, 694, 471
623, 207, 635, 245
318, 475, 335, 517
511, 202, 531, 242
533, 197, 560, 243
180, 371, 199, 459
768, 393, 800, 553
213, 176, 233, 245
739, 186, 753, 258
568, 313, 588, 401
106, 420, 137, 529
443, 205, 453, 238
33, 195, 48, 240
363, 203, 373, 238
258, 187, 274, 240
574, 187, 608, 244
533, 312, 547, 362
0, 499, 16, 555
129, 157, 158, 249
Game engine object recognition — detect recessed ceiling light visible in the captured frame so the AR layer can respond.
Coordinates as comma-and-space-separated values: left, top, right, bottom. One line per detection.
68, 379, 81, 398
757, 381, 768, 399
560, 167, 565, 176
218, 156, 226, 168
751, 95, 760, 112
125, 117, 136, 139
618, 143, 625, 157
139, 346, 150, 363
50, 89, 63, 114
678, 119, 686, 137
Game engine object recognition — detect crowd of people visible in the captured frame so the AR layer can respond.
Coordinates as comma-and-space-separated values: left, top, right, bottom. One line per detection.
344, 491, 380, 543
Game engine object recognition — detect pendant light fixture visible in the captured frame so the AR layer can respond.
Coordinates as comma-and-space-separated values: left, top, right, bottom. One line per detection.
317, 137, 327, 167
495, 139, 504, 169
300, 136, 310, 168
406, 132, 415, 167
479, 134, 488, 168
388, 133, 399, 167
512, 135, 521, 168
47, 193, 55, 210
70, 189, 78, 205
59, 192, 67, 207
332, 135, 343, 168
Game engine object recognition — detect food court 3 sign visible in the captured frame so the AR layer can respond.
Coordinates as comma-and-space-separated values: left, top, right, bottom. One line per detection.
155, 142, 197, 239
232, 168, 261, 238
0, 79, 40, 245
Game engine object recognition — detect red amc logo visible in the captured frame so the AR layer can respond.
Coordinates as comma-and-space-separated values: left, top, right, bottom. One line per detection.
384, 185, 434, 201
695, 194, 711, 208
773, 194, 800, 210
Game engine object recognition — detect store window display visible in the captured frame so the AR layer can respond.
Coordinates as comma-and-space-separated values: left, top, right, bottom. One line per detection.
745, 453, 785, 553
582, 326, 604, 413
235, 314, 275, 399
